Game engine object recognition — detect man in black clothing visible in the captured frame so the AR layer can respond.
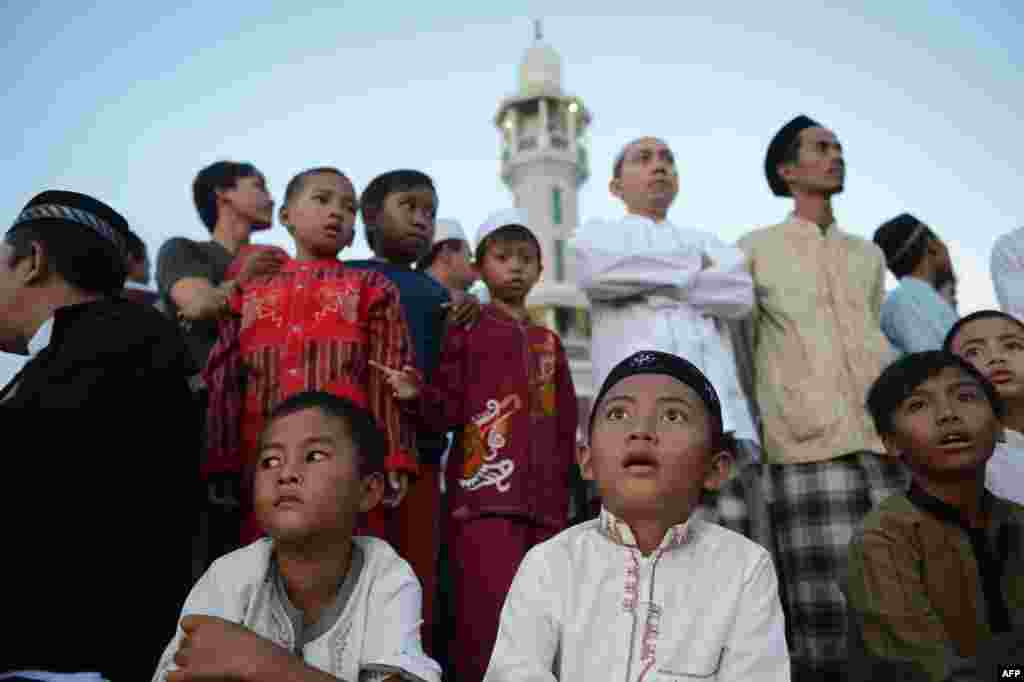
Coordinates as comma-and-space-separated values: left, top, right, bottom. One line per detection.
0, 190, 198, 680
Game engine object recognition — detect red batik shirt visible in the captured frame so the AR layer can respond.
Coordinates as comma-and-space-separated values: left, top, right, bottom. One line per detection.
206, 252, 419, 478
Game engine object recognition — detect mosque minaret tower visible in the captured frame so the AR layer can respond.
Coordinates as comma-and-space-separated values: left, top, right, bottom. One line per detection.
494, 20, 594, 405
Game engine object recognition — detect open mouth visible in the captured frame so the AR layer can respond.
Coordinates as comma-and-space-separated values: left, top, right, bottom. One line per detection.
623, 452, 658, 472
938, 432, 972, 448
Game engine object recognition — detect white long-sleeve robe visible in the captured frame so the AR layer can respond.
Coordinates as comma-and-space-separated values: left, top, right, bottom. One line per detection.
483, 508, 790, 682
570, 215, 757, 442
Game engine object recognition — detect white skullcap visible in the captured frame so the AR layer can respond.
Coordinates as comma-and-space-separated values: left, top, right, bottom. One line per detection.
475, 208, 533, 250
433, 218, 468, 246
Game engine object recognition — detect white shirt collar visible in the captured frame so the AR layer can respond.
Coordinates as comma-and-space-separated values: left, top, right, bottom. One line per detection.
598, 506, 695, 554
27, 317, 54, 359
1002, 428, 1024, 449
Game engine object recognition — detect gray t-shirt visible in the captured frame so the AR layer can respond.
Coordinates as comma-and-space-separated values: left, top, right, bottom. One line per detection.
156, 237, 234, 375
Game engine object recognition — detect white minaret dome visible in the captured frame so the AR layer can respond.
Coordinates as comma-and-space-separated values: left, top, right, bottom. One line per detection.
492, 19, 595, 406
519, 41, 562, 96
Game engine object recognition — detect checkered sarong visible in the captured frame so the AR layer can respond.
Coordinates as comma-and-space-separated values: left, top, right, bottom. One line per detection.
705, 449, 909, 678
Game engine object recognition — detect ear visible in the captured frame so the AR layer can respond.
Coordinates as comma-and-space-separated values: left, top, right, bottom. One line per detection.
609, 177, 624, 201
19, 241, 49, 286
701, 449, 733, 493
278, 205, 292, 233
577, 442, 595, 481
358, 472, 386, 513
880, 433, 903, 459
776, 161, 795, 188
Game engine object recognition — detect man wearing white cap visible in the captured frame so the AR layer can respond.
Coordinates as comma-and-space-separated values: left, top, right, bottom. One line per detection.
569, 136, 758, 452
417, 218, 478, 297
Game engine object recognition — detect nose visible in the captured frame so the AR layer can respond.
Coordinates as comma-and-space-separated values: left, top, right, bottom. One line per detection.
936, 399, 961, 425
277, 460, 303, 485
627, 411, 658, 442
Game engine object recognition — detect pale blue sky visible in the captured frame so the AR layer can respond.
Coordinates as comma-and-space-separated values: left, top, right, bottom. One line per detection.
2, 1, 1021, 379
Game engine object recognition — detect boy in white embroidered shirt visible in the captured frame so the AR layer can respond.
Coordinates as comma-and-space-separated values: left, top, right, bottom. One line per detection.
484, 351, 790, 682
945, 310, 1024, 505
153, 391, 441, 682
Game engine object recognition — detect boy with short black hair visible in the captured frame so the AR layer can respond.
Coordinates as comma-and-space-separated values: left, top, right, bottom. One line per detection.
846, 351, 1024, 681
153, 391, 441, 682
348, 170, 477, 653
945, 310, 1024, 504
481, 350, 789, 682
379, 208, 578, 682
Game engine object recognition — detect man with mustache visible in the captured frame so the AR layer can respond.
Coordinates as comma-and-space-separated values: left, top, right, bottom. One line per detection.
736, 115, 905, 680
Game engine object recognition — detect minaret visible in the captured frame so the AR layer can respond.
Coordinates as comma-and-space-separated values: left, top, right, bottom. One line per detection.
494, 20, 594, 401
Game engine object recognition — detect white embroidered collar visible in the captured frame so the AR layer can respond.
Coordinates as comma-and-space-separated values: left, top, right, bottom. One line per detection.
598, 506, 695, 553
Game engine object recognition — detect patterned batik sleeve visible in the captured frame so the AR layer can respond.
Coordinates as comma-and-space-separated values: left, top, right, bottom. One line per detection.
364, 273, 420, 477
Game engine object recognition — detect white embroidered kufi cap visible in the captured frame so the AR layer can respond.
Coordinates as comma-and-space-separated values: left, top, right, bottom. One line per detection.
433, 218, 468, 245
475, 208, 532, 250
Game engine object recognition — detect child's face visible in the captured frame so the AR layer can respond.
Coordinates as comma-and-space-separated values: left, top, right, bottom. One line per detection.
478, 236, 541, 304
254, 407, 383, 545
883, 366, 1001, 481
281, 173, 357, 259
950, 316, 1024, 401
373, 187, 437, 263
580, 374, 730, 522
611, 138, 679, 216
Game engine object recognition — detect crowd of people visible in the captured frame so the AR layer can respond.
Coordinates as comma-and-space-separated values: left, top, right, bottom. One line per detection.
2, 113, 1023, 682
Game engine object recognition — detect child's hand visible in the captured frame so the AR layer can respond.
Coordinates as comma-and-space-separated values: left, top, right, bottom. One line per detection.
369, 360, 420, 400
168, 614, 287, 681
384, 471, 410, 507
442, 291, 481, 327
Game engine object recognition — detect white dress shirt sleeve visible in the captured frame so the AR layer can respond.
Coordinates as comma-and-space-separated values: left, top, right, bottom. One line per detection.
362, 555, 442, 682
718, 551, 791, 681
992, 234, 1024, 321
483, 547, 560, 682
688, 237, 755, 320
570, 221, 703, 303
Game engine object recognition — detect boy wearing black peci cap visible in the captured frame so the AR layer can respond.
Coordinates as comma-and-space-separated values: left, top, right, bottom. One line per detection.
483, 350, 789, 681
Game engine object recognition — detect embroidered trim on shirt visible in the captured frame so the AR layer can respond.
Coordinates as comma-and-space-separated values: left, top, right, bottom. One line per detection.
459, 395, 521, 492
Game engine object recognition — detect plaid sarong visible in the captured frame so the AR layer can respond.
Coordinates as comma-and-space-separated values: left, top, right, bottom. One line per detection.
706, 449, 909, 679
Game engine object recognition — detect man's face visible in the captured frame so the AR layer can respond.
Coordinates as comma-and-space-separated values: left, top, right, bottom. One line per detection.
253, 408, 382, 546
0, 241, 38, 353
219, 173, 275, 229
372, 187, 437, 264
128, 251, 150, 285
780, 127, 845, 197
445, 240, 478, 292
926, 235, 953, 286
580, 374, 729, 522
950, 316, 1024, 401
884, 366, 1000, 482
611, 137, 679, 217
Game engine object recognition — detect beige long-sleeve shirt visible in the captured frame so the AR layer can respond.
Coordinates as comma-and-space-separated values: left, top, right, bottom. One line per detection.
738, 215, 895, 464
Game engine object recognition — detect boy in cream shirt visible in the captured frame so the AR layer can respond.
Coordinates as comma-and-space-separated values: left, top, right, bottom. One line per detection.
484, 351, 789, 682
